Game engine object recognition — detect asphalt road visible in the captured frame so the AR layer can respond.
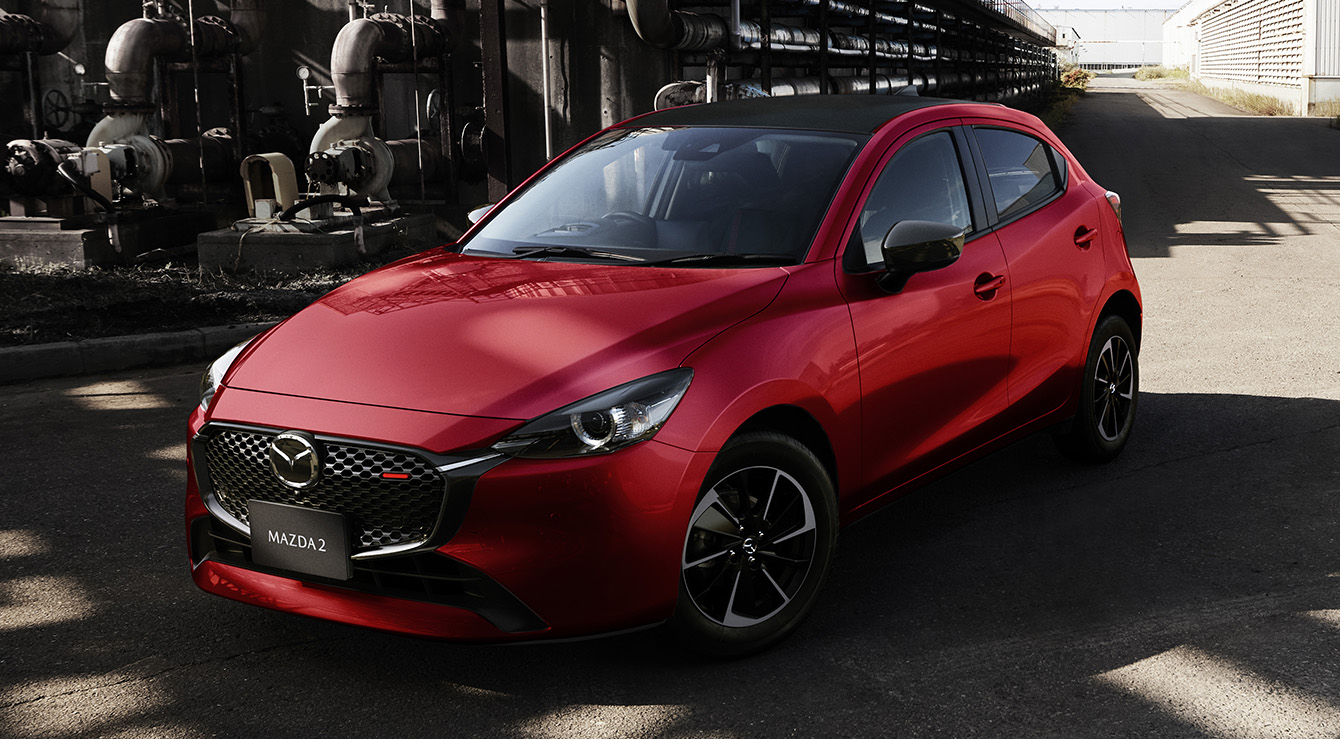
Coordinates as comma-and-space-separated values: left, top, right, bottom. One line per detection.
3, 78, 1340, 738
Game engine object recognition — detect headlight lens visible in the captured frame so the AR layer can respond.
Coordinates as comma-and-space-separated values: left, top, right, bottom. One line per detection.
493, 369, 693, 458
198, 338, 253, 412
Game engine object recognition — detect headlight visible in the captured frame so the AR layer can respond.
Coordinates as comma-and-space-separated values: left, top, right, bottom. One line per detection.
198, 338, 253, 412
493, 369, 693, 458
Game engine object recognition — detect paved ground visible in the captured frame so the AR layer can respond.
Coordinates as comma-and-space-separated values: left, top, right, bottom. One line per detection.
2, 78, 1339, 738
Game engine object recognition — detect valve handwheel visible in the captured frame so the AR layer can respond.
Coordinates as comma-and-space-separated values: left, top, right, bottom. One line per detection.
42, 89, 72, 130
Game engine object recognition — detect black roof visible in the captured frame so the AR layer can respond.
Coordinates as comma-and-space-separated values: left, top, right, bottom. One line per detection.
628, 94, 968, 134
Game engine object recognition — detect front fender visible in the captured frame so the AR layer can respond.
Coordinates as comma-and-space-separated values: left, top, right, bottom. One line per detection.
656, 262, 863, 502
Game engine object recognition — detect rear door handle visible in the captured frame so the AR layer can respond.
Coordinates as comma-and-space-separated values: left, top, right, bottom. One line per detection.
973, 273, 1006, 299
1074, 227, 1099, 248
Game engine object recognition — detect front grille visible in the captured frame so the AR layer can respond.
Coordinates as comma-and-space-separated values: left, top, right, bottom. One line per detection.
191, 516, 547, 634
204, 428, 447, 552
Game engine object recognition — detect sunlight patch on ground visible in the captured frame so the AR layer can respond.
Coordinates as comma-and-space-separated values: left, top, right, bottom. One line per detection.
1242, 175, 1340, 230
1096, 645, 1340, 739
0, 576, 96, 632
1173, 220, 1308, 237
515, 704, 693, 738
1301, 610, 1340, 628
1, 673, 172, 738
145, 443, 186, 462
0, 529, 49, 559
63, 379, 172, 411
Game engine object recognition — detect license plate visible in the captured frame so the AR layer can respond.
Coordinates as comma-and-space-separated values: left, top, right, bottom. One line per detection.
248, 500, 351, 581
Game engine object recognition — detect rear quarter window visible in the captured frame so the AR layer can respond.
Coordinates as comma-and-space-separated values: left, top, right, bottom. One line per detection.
974, 127, 1066, 221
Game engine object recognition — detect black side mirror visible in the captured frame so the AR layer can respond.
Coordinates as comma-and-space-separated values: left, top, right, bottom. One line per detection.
876, 220, 966, 294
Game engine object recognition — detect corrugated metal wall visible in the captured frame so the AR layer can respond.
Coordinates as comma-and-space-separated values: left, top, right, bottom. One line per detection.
1315, 0, 1340, 77
1198, 0, 1305, 88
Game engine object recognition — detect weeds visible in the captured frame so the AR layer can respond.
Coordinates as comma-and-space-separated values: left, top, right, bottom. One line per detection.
0, 248, 420, 346
1178, 79, 1295, 116
1060, 65, 1096, 90
1037, 85, 1084, 130
1134, 65, 1190, 81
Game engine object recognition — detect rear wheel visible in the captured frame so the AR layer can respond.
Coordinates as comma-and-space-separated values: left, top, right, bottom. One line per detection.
1056, 314, 1139, 462
672, 431, 837, 656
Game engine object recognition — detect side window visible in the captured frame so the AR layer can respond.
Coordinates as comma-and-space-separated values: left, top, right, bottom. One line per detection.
975, 127, 1062, 220
851, 131, 972, 270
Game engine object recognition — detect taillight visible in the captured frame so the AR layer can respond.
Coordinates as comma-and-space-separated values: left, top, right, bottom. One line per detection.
1105, 190, 1123, 228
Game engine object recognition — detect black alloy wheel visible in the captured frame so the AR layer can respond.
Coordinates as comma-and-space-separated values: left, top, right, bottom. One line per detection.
1056, 313, 1139, 462
673, 431, 837, 656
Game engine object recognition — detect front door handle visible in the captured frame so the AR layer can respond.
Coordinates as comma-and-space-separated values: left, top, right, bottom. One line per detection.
973, 273, 1006, 299
1074, 226, 1099, 248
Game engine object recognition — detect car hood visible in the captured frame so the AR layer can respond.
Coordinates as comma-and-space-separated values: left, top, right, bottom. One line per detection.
226, 251, 787, 420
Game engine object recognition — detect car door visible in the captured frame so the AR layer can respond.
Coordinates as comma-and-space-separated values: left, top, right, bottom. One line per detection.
965, 124, 1108, 425
836, 125, 1013, 510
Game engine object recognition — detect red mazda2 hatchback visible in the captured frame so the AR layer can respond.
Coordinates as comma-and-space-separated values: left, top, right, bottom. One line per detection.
187, 95, 1140, 655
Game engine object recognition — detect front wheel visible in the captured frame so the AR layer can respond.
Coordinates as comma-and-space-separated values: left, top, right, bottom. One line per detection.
1055, 314, 1139, 462
672, 431, 838, 656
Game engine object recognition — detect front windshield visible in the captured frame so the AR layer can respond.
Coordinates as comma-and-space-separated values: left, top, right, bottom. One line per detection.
462, 126, 865, 266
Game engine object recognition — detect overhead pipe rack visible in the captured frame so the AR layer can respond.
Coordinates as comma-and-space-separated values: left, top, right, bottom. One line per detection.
629, 0, 1057, 108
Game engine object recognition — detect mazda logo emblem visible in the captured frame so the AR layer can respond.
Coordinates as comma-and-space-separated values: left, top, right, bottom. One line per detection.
269, 431, 321, 489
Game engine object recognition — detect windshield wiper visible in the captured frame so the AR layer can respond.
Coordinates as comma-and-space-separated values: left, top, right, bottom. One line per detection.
506, 245, 644, 262
643, 253, 796, 267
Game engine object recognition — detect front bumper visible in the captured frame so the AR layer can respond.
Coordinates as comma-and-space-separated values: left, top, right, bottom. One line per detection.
187, 387, 711, 641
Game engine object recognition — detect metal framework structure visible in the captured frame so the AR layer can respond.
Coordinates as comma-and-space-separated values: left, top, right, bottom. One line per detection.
657, 0, 1057, 106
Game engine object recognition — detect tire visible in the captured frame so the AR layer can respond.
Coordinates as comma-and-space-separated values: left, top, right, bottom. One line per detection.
671, 431, 838, 656
1055, 314, 1139, 462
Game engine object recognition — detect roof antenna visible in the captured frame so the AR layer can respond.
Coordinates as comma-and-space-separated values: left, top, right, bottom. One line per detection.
895, 85, 920, 97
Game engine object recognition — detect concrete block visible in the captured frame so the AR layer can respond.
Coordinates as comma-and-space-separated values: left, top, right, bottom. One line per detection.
0, 342, 83, 383
0, 211, 217, 269
198, 214, 439, 274
0, 222, 114, 269
81, 331, 203, 374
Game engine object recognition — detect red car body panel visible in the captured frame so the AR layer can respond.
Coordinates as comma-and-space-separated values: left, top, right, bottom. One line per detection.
438, 440, 714, 636
187, 98, 1141, 642
225, 253, 787, 420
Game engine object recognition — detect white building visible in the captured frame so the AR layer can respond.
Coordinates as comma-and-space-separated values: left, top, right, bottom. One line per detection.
1041, 9, 1175, 70
1165, 0, 1340, 115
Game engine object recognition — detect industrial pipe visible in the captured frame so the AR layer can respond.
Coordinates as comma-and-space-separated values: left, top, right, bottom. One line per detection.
229, 0, 266, 56
102, 18, 190, 109
626, 0, 728, 50
0, 0, 79, 56
328, 12, 452, 114
310, 7, 457, 207
653, 72, 942, 109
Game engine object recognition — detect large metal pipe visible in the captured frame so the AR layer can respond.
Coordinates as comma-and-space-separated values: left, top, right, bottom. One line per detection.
102, 18, 190, 109
229, 0, 266, 57
654, 71, 945, 109
101, 2, 267, 110
0, 0, 80, 56
626, 0, 729, 50
329, 12, 451, 113
311, 7, 457, 205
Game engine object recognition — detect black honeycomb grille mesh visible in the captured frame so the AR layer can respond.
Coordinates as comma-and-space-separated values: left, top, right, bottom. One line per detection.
205, 429, 446, 551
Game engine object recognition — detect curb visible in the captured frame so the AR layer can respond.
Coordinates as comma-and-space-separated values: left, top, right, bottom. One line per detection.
0, 322, 278, 385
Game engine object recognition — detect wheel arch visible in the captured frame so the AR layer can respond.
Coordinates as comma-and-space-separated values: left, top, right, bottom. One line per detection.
1099, 289, 1143, 349
732, 405, 839, 502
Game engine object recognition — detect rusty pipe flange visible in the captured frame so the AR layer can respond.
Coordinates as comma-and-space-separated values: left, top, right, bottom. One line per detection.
193, 15, 241, 57
102, 101, 157, 116
0, 14, 45, 54
305, 150, 340, 186
368, 12, 448, 60
327, 104, 378, 118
